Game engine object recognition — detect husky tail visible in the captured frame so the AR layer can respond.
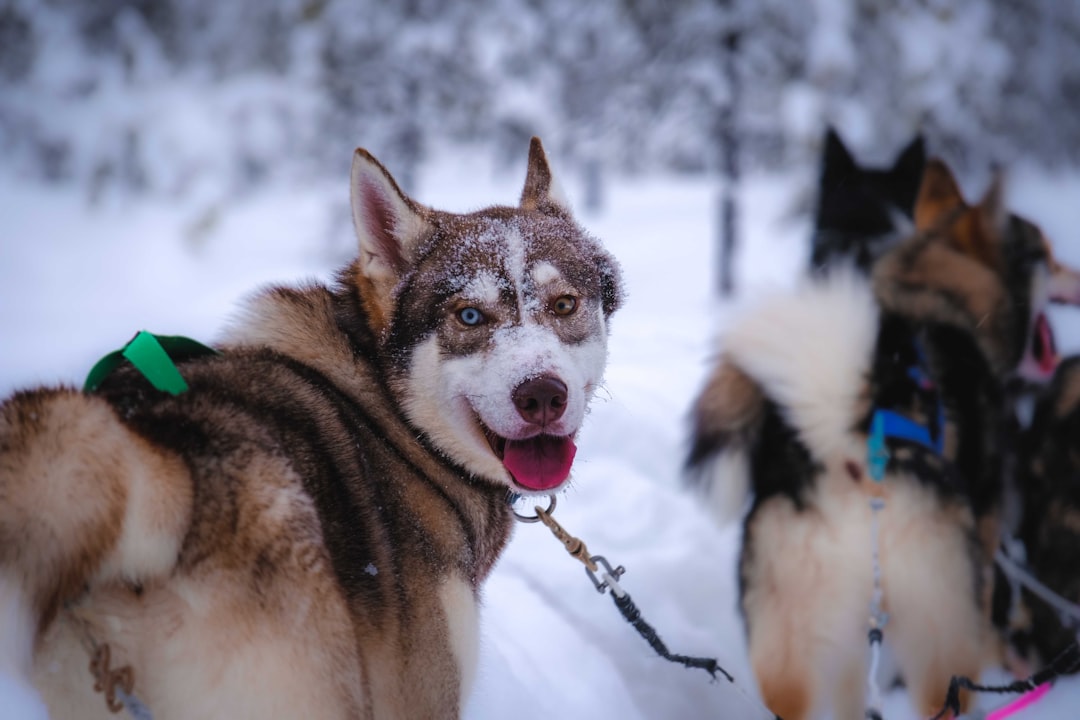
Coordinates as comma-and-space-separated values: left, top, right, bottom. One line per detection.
685, 269, 880, 523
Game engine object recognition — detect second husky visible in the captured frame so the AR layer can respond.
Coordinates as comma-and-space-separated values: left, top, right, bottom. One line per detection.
686, 158, 1080, 719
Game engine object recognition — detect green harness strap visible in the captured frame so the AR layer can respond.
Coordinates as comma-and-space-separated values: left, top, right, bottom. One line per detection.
84, 331, 220, 396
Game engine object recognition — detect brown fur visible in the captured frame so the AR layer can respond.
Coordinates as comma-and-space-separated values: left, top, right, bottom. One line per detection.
0, 137, 623, 719
915, 159, 1006, 273
688, 158, 1059, 718
686, 357, 763, 461
877, 163, 1014, 376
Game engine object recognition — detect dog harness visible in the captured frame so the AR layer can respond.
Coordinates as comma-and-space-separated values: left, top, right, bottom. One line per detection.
864, 330, 947, 720
85, 330, 219, 395
867, 336, 946, 482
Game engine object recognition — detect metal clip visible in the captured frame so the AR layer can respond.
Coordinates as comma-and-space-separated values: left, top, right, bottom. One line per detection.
868, 411, 890, 483
90, 644, 134, 714
509, 493, 556, 523
586, 555, 626, 595
534, 502, 598, 573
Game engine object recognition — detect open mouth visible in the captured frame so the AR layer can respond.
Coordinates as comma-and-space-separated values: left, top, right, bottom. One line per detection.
484, 427, 577, 491
1031, 311, 1058, 376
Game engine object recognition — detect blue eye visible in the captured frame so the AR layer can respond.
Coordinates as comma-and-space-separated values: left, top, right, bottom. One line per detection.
457, 307, 484, 326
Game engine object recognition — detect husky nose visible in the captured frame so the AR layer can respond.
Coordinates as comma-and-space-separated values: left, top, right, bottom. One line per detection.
512, 376, 568, 426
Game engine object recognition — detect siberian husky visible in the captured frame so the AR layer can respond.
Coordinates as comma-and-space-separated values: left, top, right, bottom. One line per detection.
810, 126, 926, 273
686, 158, 1080, 719
1007, 356, 1080, 670
0, 137, 623, 719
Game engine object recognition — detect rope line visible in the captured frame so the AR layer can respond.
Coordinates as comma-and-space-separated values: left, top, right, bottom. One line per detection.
928, 643, 1080, 720
865, 496, 888, 719
609, 591, 731, 682
514, 494, 781, 720
995, 548, 1080, 629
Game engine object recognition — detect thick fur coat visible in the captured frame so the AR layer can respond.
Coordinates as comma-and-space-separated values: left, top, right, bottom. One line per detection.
686, 158, 1076, 719
0, 138, 623, 719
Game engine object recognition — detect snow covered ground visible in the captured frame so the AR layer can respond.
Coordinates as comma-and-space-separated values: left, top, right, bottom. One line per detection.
3, 149, 1080, 719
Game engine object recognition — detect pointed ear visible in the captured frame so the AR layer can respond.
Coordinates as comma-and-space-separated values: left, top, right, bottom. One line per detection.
520, 137, 571, 214
821, 126, 856, 181
977, 170, 1008, 235
892, 134, 926, 181
942, 206, 1001, 270
351, 149, 429, 275
889, 135, 926, 217
350, 148, 431, 329
928, 170, 1006, 271
914, 158, 966, 231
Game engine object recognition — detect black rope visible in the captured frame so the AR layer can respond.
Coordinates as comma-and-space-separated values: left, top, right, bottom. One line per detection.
929, 641, 1080, 720
610, 590, 730, 681
609, 591, 784, 720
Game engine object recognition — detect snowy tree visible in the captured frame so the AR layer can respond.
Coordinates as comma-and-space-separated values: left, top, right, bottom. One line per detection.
1, 0, 1078, 199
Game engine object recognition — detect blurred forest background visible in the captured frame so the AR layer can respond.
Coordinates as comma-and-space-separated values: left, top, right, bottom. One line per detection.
1, 0, 1078, 204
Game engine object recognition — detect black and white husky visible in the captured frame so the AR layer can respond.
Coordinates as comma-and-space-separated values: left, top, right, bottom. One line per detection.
810, 126, 926, 273
686, 158, 1080, 719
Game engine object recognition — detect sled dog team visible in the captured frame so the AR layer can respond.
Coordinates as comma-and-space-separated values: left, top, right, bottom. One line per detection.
1, 132, 1079, 719
689, 130, 1080, 718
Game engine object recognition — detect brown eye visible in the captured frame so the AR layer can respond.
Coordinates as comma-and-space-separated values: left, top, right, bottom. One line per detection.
551, 295, 577, 316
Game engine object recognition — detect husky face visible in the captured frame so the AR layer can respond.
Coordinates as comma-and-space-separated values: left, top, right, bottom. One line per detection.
910, 158, 1080, 383
1004, 216, 1059, 383
811, 127, 926, 272
349, 139, 623, 495
394, 212, 617, 495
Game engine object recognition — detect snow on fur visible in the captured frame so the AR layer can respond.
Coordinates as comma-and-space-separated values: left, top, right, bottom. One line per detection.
5, 159, 1080, 720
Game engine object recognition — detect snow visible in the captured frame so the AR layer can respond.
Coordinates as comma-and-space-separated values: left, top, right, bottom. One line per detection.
3, 150, 1080, 719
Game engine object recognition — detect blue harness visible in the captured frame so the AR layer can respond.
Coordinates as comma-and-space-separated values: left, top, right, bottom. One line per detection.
863, 336, 948, 719
867, 342, 946, 482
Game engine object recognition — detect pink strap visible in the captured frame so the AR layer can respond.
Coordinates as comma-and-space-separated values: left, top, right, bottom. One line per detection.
985, 683, 1051, 720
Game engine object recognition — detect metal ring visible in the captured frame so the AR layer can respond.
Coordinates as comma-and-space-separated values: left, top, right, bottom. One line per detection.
585, 555, 626, 593
509, 493, 557, 523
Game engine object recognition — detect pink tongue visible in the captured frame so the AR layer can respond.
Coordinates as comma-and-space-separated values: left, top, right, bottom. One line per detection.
1035, 313, 1058, 374
502, 436, 577, 491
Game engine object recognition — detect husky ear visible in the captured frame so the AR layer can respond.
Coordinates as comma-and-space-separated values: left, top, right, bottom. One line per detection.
914, 158, 966, 231
950, 170, 1011, 271
891, 135, 927, 214
350, 149, 431, 328
821, 126, 856, 182
893, 135, 926, 174
977, 170, 1009, 235
520, 137, 571, 215
922, 164, 1005, 270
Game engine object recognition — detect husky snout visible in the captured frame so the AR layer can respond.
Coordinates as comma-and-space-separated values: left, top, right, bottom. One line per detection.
491, 374, 578, 494
1048, 260, 1080, 305
512, 375, 568, 427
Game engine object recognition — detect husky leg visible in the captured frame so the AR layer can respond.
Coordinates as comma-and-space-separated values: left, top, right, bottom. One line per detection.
743, 495, 871, 720
750, 630, 867, 720
746, 613, 814, 720
881, 487, 983, 716
0, 389, 191, 636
